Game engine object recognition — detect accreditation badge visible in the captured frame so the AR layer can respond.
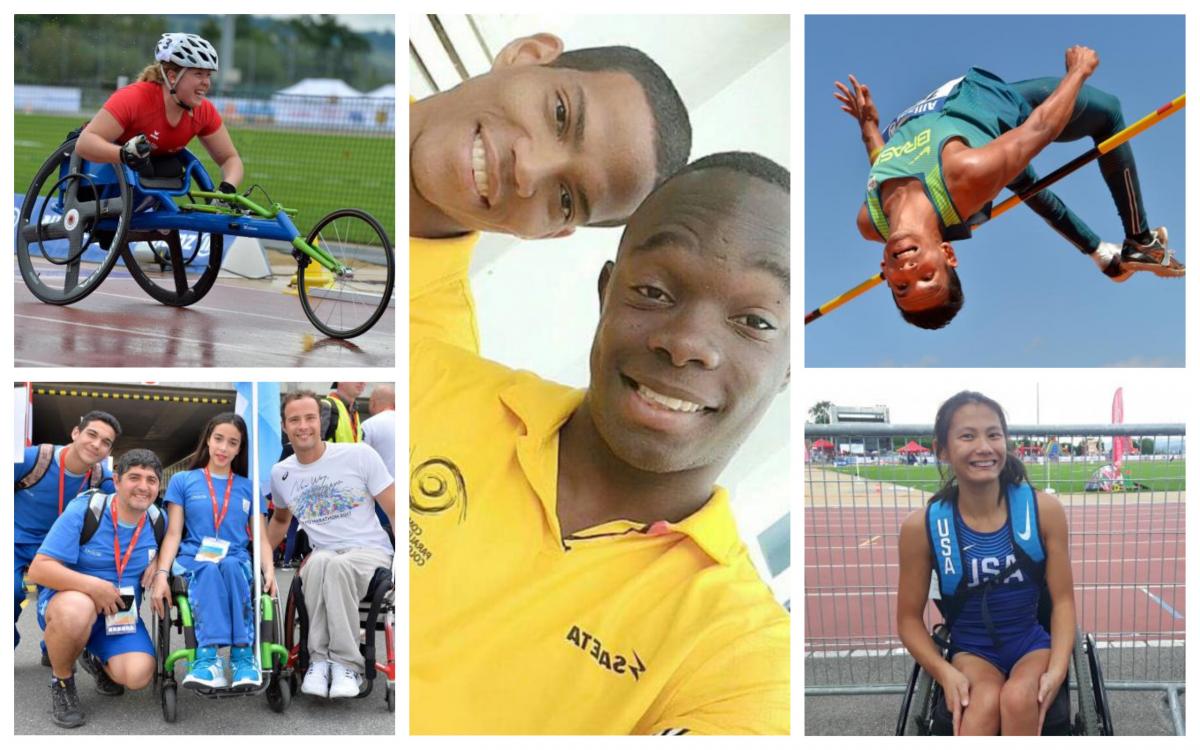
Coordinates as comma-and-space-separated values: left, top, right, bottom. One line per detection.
105, 586, 137, 635
196, 536, 231, 563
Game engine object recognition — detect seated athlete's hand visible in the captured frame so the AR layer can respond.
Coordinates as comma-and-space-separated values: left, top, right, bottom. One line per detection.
119, 134, 151, 171
1064, 45, 1099, 78
262, 568, 278, 596
937, 665, 971, 736
834, 74, 879, 129
149, 573, 170, 619
1036, 666, 1067, 734
88, 578, 124, 616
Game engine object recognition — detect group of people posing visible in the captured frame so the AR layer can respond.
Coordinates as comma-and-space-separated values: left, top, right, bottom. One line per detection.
15, 386, 395, 729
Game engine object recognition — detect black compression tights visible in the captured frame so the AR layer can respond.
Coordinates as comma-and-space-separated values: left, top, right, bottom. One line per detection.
1006, 78, 1151, 253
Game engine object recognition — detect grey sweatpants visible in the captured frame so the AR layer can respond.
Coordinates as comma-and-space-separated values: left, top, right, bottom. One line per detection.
301, 547, 393, 674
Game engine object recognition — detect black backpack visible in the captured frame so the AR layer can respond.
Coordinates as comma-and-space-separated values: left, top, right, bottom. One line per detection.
77, 489, 166, 548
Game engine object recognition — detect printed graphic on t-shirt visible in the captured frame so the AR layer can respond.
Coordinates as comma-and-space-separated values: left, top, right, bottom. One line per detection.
290, 475, 370, 526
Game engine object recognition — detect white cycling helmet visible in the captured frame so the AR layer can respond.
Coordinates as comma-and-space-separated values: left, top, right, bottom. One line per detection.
155, 33, 219, 71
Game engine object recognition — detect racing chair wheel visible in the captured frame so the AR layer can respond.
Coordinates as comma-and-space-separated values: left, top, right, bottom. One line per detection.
120, 229, 224, 307
16, 137, 131, 304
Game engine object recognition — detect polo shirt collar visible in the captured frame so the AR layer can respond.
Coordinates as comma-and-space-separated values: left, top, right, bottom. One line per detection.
499, 377, 741, 566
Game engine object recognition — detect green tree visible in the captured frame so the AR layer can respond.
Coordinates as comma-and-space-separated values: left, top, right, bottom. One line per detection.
808, 401, 832, 425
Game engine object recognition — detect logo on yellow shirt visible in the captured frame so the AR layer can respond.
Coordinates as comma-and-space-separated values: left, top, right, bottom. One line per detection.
566, 625, 646, 682
410, 457, 468, 523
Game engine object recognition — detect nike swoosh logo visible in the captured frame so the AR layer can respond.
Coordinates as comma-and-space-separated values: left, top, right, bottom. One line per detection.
1016, 503, 1032, 541
961, 544, 975, 553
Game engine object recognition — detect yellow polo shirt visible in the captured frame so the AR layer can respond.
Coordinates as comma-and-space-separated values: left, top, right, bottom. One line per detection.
410, 231, 481, 354
409, 240, 789, 735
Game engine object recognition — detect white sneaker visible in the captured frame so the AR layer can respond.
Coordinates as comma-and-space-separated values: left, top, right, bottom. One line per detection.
300, 660, 331, 698
327, 664, 364, 699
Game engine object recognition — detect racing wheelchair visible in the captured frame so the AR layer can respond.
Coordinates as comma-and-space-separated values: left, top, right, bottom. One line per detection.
282, 561, 395, 712
895, 623, 1113, 735
152, 570, 292, 722
15, 134, 394, 339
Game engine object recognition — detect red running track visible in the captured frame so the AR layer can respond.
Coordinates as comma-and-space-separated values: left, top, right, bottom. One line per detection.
805, 503, 1185, 651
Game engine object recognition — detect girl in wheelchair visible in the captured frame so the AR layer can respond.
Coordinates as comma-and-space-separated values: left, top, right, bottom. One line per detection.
897, 391, 1075, 735
150, 413, 277, 690
73, 32, 243, 196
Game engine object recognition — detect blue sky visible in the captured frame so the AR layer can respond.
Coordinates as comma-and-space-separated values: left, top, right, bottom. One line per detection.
804, 15, 1185, 367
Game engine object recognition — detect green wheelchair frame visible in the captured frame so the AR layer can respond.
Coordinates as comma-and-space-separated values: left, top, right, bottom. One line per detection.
153, 573, 291, 722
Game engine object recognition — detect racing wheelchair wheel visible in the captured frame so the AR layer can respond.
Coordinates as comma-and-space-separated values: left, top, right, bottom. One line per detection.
297, 208, 394, 339
15, 137, 131, 304
119, 227, 224, 307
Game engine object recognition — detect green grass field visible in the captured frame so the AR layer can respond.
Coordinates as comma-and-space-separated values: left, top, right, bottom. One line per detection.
14, 112, 394, 246
830, 460, 1186, 493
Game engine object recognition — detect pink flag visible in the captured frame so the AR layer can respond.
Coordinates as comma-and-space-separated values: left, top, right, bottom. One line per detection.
1112, 387, 1126, 470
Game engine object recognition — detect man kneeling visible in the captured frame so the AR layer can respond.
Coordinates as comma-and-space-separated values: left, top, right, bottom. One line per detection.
27, 449, 164, 728
268, 390, 395, 700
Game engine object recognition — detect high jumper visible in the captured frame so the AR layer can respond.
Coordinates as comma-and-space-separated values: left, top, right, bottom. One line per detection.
819, 45, 1184, 329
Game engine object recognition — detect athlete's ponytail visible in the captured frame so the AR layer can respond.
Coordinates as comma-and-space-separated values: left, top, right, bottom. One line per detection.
927, 390, 1029, 506
135, 61, 183, 85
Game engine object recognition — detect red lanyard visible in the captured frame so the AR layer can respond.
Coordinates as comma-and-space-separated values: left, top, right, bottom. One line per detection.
204, 467, 233, 536
57, 447, 93, 516
110, 496, 147, 587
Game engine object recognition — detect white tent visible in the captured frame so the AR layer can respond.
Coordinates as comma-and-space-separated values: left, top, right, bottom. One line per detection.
274, 78, 363, 98
366, 83, 396, 99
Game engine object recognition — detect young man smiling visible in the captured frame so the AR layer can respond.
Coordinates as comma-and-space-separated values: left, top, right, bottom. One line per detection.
15, 411, 120, 656
410, 32, 691, 352
411, 151, 790, 734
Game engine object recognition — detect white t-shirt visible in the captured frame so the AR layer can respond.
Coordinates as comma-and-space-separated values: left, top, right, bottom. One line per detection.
361, 409, 396, 479
270, 442, 394, 555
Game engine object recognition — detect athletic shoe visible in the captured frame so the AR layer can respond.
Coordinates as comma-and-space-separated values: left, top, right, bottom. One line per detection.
300, 659, 331, 698
181, 647, 228, 689
1117, 227, 1185, 279
76, 649, 124, 696
328, 663, 364, 699
230, 646, 260, 688
49, 674, 86, 728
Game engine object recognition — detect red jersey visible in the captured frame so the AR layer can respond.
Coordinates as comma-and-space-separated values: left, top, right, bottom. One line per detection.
103, 81, 222, 155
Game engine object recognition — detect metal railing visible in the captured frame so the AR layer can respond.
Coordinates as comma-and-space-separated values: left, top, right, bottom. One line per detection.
804, 423, 1185, 734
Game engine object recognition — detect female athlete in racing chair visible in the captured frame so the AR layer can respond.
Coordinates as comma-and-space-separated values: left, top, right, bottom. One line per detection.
73, 32, 243, 200
150, 413, 278, 690
896, 391, 1075, 735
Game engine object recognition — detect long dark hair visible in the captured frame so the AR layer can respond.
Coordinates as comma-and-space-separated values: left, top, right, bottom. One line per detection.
928, 390, 1028, 506
187, 412, 249, 478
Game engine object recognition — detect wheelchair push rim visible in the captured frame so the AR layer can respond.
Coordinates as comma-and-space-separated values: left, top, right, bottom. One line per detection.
16, 138, 131, 305
297, 208, 394, 339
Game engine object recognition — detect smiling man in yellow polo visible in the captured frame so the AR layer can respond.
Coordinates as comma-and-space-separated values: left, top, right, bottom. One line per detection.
411, 151, 790, 735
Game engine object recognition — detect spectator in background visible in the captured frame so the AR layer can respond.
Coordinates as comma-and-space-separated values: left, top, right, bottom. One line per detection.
362, 385, 395, 480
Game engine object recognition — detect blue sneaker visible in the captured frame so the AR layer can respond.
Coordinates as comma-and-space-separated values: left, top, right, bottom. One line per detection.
230, 646, 260, 688
181, 646, 227, 689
